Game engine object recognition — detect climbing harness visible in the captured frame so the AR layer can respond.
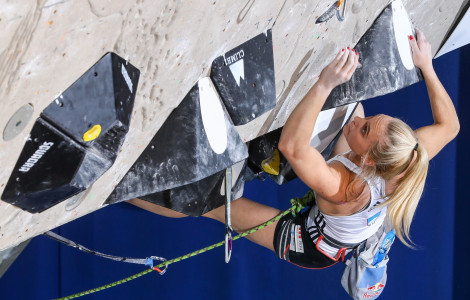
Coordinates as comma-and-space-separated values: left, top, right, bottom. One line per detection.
43, 231, 168, 274
53, 193, 313, 300
225, 167, 234, 263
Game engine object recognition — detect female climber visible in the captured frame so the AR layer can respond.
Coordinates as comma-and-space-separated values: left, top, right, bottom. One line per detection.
128, 29, 459, 268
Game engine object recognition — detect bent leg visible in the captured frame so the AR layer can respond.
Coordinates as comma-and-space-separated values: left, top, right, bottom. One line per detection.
127, 198, 188, 218
128, 197, 281, 252
203, 197, 281, 252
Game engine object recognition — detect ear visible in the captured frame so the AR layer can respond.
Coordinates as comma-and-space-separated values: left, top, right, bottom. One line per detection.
362, 155, 375, 167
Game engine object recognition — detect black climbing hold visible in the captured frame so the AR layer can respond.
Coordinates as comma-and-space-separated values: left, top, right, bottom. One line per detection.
140, 160, 248, 216
324, 1, 422, 110
1, 53, 140, 213
42, 53, 139, 162
211, 29, 276, 125
106, 78, 248, 216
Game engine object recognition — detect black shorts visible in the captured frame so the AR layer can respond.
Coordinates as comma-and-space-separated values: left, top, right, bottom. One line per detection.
273, 209, 338, 269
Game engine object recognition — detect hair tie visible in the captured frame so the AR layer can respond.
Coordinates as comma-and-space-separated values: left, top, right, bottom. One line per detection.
413, 143, 419, 151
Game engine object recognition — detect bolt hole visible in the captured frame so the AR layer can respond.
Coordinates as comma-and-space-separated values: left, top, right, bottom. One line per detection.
15, 120, 22, 127
88, 123, 93, 128
94, 72, 98, 77
265, 38, 268, 43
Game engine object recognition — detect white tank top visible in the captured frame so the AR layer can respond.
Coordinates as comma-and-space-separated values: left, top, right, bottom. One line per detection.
306, 154, 389, 257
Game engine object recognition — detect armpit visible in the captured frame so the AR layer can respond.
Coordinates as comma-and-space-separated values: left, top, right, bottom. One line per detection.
345, 177, 370, 204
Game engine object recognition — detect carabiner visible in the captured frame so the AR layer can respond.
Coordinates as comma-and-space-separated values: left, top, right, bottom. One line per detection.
225, 227, 233, 263
336, 0, 347, 21
146, 256, 168, 275
225, 167, 233, 263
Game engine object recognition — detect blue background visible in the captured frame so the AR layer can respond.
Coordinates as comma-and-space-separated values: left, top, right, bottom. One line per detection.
1, 44, 468, 300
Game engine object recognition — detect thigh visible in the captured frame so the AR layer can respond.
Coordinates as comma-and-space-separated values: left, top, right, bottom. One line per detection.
127, 198, 188, 218
204, 197, 282, 252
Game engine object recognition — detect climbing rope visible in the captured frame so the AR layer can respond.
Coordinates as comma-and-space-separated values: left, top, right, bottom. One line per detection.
54, 192, 314, 300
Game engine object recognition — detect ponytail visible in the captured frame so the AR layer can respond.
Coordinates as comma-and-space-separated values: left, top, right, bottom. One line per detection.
384, 143, 428, 247
360, 118, 429, 247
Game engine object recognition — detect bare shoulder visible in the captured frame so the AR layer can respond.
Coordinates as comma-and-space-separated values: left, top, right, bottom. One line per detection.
319, 160, 360, 203
316, 158, 371, 215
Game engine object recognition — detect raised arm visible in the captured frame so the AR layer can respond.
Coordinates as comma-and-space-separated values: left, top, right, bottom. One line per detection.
278, 49, 359, 199
410, 29, 460, 160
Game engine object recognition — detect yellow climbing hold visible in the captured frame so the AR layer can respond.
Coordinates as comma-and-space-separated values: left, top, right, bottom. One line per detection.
83, 124, 101, 142
261, 149, 280, 175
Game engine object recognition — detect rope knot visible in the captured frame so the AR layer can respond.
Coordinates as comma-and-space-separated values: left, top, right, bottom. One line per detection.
290, 190, 315, 216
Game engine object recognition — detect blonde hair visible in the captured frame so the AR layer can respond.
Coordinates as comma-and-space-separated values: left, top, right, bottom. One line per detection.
360, 118, 429, 247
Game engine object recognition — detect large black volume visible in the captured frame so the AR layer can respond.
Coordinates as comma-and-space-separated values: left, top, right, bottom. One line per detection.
2, 53, 140, 213
323, 1, 422, 110
106, 79, 249, 216
211, 30, 276, 125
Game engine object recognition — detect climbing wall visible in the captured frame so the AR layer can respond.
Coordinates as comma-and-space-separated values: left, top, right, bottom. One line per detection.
0, 0, 466, 251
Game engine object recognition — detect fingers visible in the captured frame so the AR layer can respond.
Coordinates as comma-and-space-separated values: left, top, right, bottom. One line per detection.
415, 28, 425, 42
409, 34, 418, 52
343, 49, 358, 74
346, 51, 359, 79
335, 48, 349, 70
332, 48, 346, 64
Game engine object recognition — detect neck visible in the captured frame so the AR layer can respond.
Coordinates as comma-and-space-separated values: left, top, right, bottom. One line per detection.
348, 151, 363, 166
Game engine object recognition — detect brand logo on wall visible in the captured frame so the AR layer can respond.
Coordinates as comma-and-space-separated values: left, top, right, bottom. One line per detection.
18, 141, 54, 173
224, 50, 245, 86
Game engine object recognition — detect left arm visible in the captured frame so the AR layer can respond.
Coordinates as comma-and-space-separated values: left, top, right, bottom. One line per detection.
410, 29, 460, 160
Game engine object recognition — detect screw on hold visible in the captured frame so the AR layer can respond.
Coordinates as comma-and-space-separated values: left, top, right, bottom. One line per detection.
83, 124, 102, 142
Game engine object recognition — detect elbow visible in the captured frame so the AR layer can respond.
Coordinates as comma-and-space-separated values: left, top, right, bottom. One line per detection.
278, 139, 308, 162
449, 118, 460, 140
454, 118, 460, 137
278, 139, 294, 160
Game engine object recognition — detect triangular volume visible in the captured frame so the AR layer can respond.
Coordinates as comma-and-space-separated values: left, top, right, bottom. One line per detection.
324, 0, 422, 110
211, 29, 276, 125
42, 52, 140, 162
248, 103, 357, 185
1, 53, 139, 213
140, 160, 248, 216
1, 119, 111, 213
435, 4, 470, 58
107, 78, 248, 205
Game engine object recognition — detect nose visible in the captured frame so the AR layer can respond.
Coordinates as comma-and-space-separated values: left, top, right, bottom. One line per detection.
353, 116, 364, 124
354, 116, 363, 122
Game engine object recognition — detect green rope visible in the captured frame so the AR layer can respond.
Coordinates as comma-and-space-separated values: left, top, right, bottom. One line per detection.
55, 193, 314, 300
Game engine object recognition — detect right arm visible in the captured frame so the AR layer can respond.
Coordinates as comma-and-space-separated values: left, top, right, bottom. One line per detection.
410, 30, 460, 160
278, 49, 359, 201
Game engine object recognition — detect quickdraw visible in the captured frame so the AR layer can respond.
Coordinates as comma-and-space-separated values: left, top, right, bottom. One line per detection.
337, 0, 347, 21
